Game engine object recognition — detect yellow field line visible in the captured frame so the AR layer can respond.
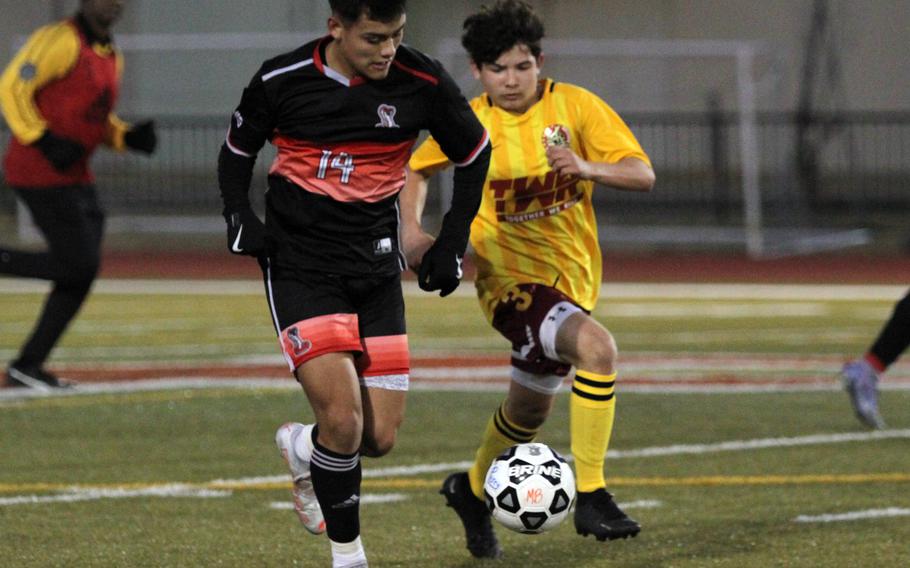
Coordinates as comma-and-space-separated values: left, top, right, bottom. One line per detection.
3, 473, 910, 495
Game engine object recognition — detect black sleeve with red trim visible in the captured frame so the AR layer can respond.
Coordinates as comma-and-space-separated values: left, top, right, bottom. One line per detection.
426, 61, 488, 166
438, 142, 490, 253
218, 69, 274, 216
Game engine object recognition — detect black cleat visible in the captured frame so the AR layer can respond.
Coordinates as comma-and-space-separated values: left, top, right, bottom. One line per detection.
440, 472, 503, 559
5, 364, 75, 391
574, 489, 641, 542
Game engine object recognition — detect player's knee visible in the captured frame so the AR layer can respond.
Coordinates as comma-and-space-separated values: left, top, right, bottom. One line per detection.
316, 410, 364, 454
361, 428, 398, 458
576, 330, 618, 375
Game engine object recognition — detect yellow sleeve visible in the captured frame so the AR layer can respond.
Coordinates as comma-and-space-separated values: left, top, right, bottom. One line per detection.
0, 22, 80, 145
408, 135, 451, 174
576, 87, 651, 167
105, 50, 129, 150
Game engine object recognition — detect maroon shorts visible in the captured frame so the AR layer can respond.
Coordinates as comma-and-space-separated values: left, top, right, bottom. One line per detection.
491, 284, 585, 377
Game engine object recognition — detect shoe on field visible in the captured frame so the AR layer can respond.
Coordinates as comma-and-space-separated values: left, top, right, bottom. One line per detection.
5, 363, 75, 391
275, 422, 326, 535
440, 472, 502, 559
574, 488, 641, 541
842, 359, 885, 429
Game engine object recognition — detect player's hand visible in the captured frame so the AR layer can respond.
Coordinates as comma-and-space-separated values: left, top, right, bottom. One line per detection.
124, 120, 158, 154
417, 240, 463, 297
34, 131, 84, 172
400, 224, 435, 272
546, 145, 591, 179
225, 207, 267, 257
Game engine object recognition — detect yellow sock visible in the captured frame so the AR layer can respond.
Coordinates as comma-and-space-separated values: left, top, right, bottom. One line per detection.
467, 403, 538, 499
570, 370, 616, 493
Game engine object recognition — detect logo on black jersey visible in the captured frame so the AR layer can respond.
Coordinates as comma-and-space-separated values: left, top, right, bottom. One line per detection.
375, 104, 400, 128
373, 237, 393, 255
233, 111, 243, 128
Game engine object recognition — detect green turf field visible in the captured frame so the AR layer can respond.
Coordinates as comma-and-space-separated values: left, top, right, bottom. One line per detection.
1, 281, 908, 567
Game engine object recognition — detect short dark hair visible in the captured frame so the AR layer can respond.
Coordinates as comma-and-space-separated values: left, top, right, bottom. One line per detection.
461, 0, 545, 66
329, 0, 407, 24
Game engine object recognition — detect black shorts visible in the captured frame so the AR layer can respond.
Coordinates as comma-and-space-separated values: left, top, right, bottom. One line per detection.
262, 261, 409, 389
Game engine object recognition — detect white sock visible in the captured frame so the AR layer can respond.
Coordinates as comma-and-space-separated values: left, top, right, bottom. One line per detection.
294, 423, 315, 463
330, 536, 367, 568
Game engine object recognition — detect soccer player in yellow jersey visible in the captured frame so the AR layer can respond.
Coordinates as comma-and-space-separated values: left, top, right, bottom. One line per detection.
400, 0, 654, 559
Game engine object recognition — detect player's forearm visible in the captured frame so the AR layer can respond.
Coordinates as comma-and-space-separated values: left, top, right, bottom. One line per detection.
437, 142, 490, 253
400, 166, 430, 229
217, 144, 257, 215
105, 113, 130, 150
586, 157, 655, 192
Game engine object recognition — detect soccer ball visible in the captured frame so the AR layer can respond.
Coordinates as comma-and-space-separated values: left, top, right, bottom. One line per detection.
483, 443, 576, 534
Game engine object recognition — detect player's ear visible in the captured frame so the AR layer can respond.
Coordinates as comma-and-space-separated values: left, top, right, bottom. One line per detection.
469, 61, 482, 80
536, 53, 545, 71
327, 15, 344, 40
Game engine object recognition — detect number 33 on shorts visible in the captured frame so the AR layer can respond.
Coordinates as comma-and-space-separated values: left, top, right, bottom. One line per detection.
501, 286, 533, 312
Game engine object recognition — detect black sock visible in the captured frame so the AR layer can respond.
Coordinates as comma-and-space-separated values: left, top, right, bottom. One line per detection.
869, 290, 910, 369
309, 435, 362, 543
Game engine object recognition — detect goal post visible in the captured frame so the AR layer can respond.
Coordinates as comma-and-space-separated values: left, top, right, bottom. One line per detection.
434, 37, 869, 258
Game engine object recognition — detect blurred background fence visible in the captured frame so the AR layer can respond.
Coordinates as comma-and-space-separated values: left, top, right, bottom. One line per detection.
3, 1, 909, 255
4, 109, 906, 252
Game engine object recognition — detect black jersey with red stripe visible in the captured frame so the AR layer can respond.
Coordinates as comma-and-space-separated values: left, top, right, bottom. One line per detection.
225, 37, 487, 276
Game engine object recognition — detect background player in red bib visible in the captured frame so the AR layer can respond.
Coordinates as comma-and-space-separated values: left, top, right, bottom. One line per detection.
401, 0, 654, 559
217, 1, 489, 565
0, 0, 157, 391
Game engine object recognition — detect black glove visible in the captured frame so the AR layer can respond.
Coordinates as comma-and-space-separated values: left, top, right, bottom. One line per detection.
225, 207, 267, 257
34, 131, 84, 172
124, 120, 157, 154
417, 240, 463, 297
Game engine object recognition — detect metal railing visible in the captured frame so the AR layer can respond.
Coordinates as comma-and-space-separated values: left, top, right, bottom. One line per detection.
2, 111, 909, 225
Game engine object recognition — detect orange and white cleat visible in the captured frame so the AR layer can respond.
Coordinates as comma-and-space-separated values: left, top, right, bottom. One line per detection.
275, 422, 326, 535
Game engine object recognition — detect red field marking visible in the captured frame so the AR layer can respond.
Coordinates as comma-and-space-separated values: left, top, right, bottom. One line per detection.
18, 353, 906, 389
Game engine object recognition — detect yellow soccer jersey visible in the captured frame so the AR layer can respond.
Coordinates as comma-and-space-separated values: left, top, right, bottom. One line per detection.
410, 78, 650, 321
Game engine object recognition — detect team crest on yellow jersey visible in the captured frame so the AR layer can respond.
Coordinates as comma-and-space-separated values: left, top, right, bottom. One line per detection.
541, 124, 570, 148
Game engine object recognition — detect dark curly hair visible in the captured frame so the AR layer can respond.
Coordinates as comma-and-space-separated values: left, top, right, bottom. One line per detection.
461, 0, 545, 66
329, 0, 406, 24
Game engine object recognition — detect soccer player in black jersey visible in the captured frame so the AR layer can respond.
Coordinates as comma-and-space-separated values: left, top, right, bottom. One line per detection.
217, 1, 490, 566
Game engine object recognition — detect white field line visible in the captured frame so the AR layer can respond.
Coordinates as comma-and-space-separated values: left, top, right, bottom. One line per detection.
271, 497, 660, 512
209, 429, 910, 487
793, 508, 910, 523
3, 431, 907, 507
269, 493, 408, 510
0, 485, 230, 506
3, 375, 910, 402
605, 430, 910, 459
598, 303, 835, 318
620, 499, 663, 509
0, 279, 905, 301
